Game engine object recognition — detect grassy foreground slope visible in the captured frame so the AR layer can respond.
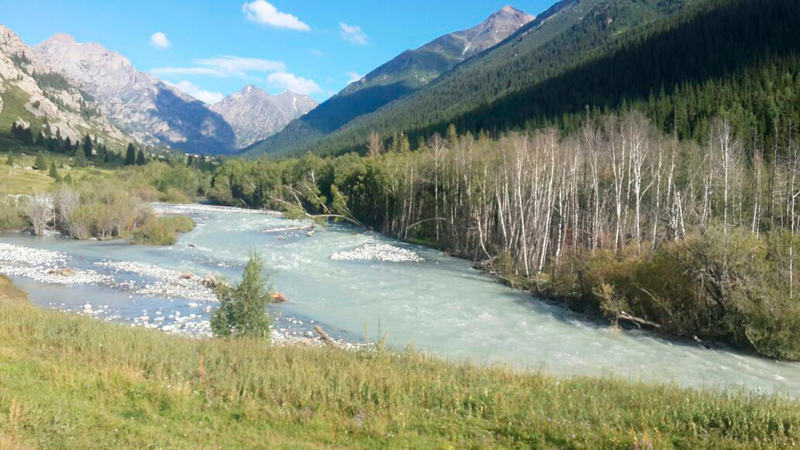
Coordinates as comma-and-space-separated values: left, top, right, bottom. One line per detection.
0, 276, 799, 448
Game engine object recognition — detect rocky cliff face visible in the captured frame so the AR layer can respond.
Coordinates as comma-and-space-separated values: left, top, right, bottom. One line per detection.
33, 34, 236, 154
210, 86, 316, 148
422, 6, 536, 60
0, 25, 129, 148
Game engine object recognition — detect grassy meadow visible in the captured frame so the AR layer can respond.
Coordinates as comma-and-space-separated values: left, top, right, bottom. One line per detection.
0, 143, 116, 196
0, 275, 799, 448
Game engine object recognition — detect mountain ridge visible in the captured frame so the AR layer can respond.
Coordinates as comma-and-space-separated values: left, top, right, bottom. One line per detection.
210, 85, 316, 148
244, 5, 534, 157
33, 33, 238, 154
0, 25, 131, 149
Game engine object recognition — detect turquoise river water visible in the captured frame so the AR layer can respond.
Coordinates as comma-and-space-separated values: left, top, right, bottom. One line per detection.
1, 203, 799, 396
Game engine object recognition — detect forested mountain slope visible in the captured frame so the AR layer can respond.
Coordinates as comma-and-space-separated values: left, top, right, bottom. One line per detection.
243, 6, 535, 157
249, 0, 799, 157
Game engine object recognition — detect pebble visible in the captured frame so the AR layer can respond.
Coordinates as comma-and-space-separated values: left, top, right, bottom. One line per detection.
331, 243, 424, 262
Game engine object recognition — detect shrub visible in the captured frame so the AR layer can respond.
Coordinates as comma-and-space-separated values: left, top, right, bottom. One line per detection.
551, 226, 800, 360
211, 252, 273, 338
34, 151, 47, 171
132, 215, 195, 245
0, 199, 27, 231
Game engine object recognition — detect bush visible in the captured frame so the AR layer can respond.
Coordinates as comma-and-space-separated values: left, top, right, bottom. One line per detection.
132, 215, 195, 245
211, 252, 273, 338
551, 226, 800, 360
0, 199, 27, 231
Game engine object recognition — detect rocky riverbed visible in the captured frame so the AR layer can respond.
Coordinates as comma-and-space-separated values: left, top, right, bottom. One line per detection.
1, 240, 365, 349
331, 242, 424, 262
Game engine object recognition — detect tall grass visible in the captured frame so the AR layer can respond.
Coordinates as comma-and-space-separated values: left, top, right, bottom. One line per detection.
0, 276, 798, 448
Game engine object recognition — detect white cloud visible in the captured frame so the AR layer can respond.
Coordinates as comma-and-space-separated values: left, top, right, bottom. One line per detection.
267, 71, 322, 95
347, 71, 362, 84
150, 32, 171, 50
168, 80, 224, 104
339, 22, 368, 45
243, 0, 310, 31
152, 56, 285, 79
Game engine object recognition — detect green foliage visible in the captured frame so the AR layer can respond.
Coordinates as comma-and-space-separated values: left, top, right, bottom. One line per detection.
48, 161, 58, 179
34, 151, 46, 171
124, 143, 136, 166
551, 227, 800, 360
1, 274, 800, 448
136, 149, 147, 166
131, 215, 195, 245
5, 151, 12, 166
82, 134, 92, 159
211, 252, 273, 339
0, 199, 26, 231
248, 0, 800, 158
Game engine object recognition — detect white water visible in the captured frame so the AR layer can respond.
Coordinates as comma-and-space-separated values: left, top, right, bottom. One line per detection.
3, 203, 800, 395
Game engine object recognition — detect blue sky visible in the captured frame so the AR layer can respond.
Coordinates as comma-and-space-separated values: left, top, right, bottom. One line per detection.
1, 0, 555, 103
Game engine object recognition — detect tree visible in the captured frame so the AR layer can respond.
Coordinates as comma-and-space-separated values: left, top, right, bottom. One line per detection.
48, 161, 59, 179
136, 149, 147, 166
34, 151, 47, 171
83, 134, 93, 158
73, 149, 87, 167
23, 193, 54, 235
5, 151, 12, 166
367, 131, 383, 157
210, 252, 273, 338
21, 127, 34, 146
124, 143, 136, 166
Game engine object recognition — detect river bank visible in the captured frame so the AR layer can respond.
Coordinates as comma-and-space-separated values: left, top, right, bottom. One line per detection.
4, 203, 800, 395
0, 274, 798, 448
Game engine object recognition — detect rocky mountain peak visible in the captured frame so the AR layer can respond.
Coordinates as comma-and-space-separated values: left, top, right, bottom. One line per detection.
32, 34, 236, 154
210, 87, 317, 148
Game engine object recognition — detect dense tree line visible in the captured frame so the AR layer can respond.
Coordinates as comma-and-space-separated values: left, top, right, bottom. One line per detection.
211, 111, 800, 359
7, 122, 151, 167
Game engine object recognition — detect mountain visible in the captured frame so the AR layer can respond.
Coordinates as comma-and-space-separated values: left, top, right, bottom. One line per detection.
250, 0, 767, 158
33, 34, 236, 154
0, 25, 130, 149
245, 5, 534, 156
210, 86, 316, 148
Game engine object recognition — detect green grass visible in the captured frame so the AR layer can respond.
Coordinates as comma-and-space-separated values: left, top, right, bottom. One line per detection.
0, 276, 798, 448
0, 83, 43, 133
0, 148, 116, 196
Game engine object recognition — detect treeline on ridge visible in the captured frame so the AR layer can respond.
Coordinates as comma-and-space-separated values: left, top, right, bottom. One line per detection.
279, 0, 800, 159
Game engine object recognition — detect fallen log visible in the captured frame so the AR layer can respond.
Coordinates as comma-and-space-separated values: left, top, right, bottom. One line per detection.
618, 311, 662, 330
314, 325, 335, 345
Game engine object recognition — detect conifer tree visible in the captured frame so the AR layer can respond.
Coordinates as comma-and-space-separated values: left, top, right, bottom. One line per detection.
48, 161, 58, 179
73, 149, 86, 167
125, 143, 136, 166
136, 149, 146, 166
83, 134, 93, 158
34, 151, 47, 171
5, 151, 13, 166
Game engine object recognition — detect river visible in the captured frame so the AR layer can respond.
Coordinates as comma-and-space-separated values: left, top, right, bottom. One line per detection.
2, 203, 799, 396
